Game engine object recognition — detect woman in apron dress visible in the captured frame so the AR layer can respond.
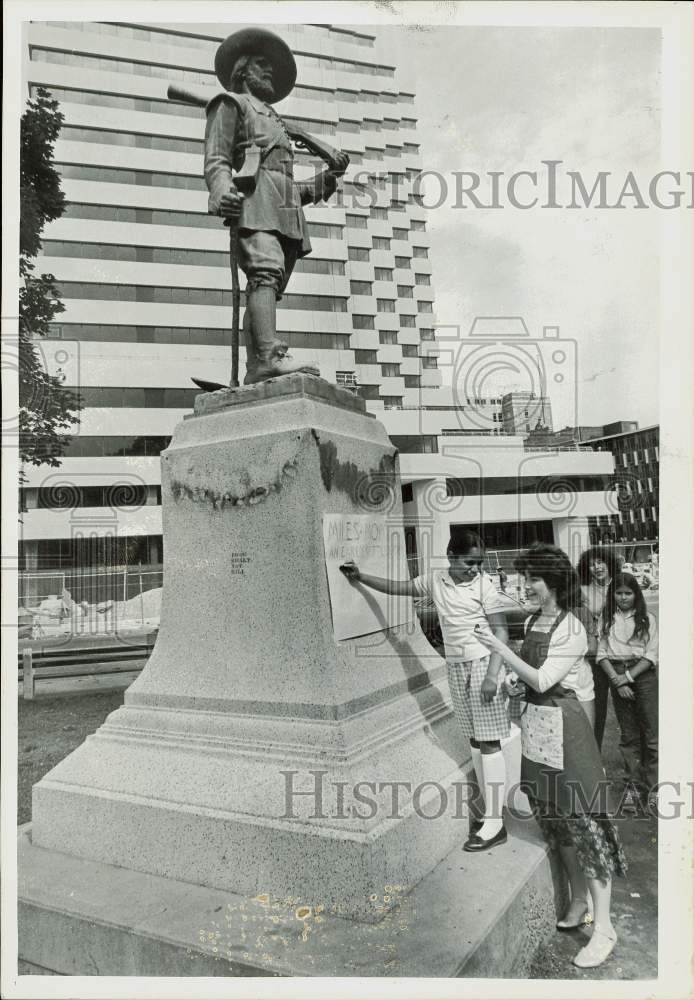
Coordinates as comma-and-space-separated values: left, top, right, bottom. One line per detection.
477, 543, 627, 969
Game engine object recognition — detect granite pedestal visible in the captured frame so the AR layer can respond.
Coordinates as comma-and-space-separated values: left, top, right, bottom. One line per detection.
19, 374, 560, 975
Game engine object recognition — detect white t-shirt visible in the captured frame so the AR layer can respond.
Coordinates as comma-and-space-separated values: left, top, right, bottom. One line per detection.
523, 612, 594, 702
412, 570, 506, 661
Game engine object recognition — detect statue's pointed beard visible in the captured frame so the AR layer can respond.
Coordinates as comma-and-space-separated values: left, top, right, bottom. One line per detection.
246, 69, 275, 102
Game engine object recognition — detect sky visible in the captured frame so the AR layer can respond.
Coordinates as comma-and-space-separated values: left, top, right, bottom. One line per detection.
369, 23, 662, 429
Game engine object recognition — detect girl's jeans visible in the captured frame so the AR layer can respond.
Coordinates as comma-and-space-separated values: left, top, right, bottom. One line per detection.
609, 662, 658, 793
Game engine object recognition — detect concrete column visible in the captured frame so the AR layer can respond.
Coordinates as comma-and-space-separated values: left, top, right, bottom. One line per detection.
552, 516, 590, 564
410, 476, 452, 576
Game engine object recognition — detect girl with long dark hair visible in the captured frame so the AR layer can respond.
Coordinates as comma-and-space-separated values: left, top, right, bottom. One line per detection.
576, 546, 620, 749
597, 573, 658, 814
476, 543, 627, 969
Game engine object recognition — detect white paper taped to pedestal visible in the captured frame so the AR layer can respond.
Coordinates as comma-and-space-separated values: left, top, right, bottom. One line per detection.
322, 513, 416, 641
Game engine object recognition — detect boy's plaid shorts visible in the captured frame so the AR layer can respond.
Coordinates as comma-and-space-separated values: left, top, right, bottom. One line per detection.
447, 657, 511, 741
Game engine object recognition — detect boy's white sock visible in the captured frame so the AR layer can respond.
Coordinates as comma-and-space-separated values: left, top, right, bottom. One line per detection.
500, 728, 533, 817
477, 750, 506, 840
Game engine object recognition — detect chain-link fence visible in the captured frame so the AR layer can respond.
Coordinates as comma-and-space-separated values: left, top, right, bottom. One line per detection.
19, 564, 163, 638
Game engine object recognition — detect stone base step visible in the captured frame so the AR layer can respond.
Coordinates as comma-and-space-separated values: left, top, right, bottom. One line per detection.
18, 816, 565, 977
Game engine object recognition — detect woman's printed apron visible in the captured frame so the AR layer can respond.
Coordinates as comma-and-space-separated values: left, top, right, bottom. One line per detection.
519, 610, 609, 815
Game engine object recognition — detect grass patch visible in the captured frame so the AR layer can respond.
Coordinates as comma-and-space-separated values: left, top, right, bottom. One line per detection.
17, 690, 125, 825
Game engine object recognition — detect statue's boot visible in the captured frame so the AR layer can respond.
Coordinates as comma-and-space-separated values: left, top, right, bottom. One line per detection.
243, 286, 320, 385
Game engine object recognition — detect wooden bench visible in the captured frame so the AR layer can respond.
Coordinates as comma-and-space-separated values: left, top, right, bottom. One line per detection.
18, 641, 155, 699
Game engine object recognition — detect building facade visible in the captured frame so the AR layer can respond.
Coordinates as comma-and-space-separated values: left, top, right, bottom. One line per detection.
584, 424, 659, 543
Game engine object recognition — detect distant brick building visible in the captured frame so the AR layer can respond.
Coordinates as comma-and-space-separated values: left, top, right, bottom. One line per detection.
584, 425, 659, 542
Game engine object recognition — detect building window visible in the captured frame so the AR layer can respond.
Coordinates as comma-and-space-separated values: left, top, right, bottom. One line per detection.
381, 363, 400, 377
358, 384, 380, 400
382, 396, 403, 409
372, 236, 391, 250
350, 280, 373, 296
391, 228, 408, 241
348, 246, 370, 261
370, 207, 388, 220
394, 256, 410, 269
404, 375, 421, 387
65, 386, 200, 408
379, 330, 398, 344
421, 357, 438, 369
377, 299, 396, 312
59, 435, 171, 457
346, 214, 368, 229
55, 281, 239, 307
336, 371, 358, 388
397, 284, 413, 298
415, 273, 431, 286
401, 345, 418, 357
57, 162, 207, 191
417, 301, 433, 313
390, 435, 437, 453
420, 328, 435, 341
411, 220, 426, 232
352, 315, 375, 330
309, 223, 345, 239
400, 315, 416, 327
31, 84, 204, 119
374, 267, 393, 281
354, 350, 378, 364
412, 246, 429, 258
61, 125, 204, 154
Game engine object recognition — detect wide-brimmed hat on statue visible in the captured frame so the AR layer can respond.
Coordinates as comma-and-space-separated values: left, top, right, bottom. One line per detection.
215, 27, 297, 103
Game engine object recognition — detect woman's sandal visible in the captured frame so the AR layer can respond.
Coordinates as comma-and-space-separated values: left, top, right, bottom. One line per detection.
572, 926, 617, 968
556, 898, 592, 930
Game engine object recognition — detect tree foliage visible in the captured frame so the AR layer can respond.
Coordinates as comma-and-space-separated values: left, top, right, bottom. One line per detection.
19, 87, 80, 471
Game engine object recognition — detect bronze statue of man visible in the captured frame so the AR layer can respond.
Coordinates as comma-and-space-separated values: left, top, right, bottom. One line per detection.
204, 28, 349, 384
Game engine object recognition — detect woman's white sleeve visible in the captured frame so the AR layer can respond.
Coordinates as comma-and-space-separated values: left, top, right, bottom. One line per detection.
536, 618, 588, 692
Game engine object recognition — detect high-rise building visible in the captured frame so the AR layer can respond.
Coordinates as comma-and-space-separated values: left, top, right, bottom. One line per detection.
20, 20, 443, 573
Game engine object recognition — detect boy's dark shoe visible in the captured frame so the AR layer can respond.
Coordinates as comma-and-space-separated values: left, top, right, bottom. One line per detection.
463, 825, 507, 852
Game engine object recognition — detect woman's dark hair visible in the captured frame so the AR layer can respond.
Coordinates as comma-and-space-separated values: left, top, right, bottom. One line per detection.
601, 573, 651, 641
514, 543, 583, 612
447, 530, 484, 557
575, 545, 620, 585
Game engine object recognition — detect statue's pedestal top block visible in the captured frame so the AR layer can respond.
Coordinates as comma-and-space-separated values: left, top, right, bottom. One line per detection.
192, 373, 370, 419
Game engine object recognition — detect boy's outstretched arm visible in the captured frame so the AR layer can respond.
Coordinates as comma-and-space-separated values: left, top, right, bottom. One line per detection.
339, 560, 416, 597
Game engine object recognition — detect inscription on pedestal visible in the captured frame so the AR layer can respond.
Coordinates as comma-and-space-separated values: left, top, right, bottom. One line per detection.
322, 514, 415, 641
229, 551, 252, 576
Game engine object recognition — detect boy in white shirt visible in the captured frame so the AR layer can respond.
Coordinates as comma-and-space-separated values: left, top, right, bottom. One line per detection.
341, 530, 511, 851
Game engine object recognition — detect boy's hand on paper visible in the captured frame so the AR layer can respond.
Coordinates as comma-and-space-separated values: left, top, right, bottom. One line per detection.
339, 561, 361, 582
